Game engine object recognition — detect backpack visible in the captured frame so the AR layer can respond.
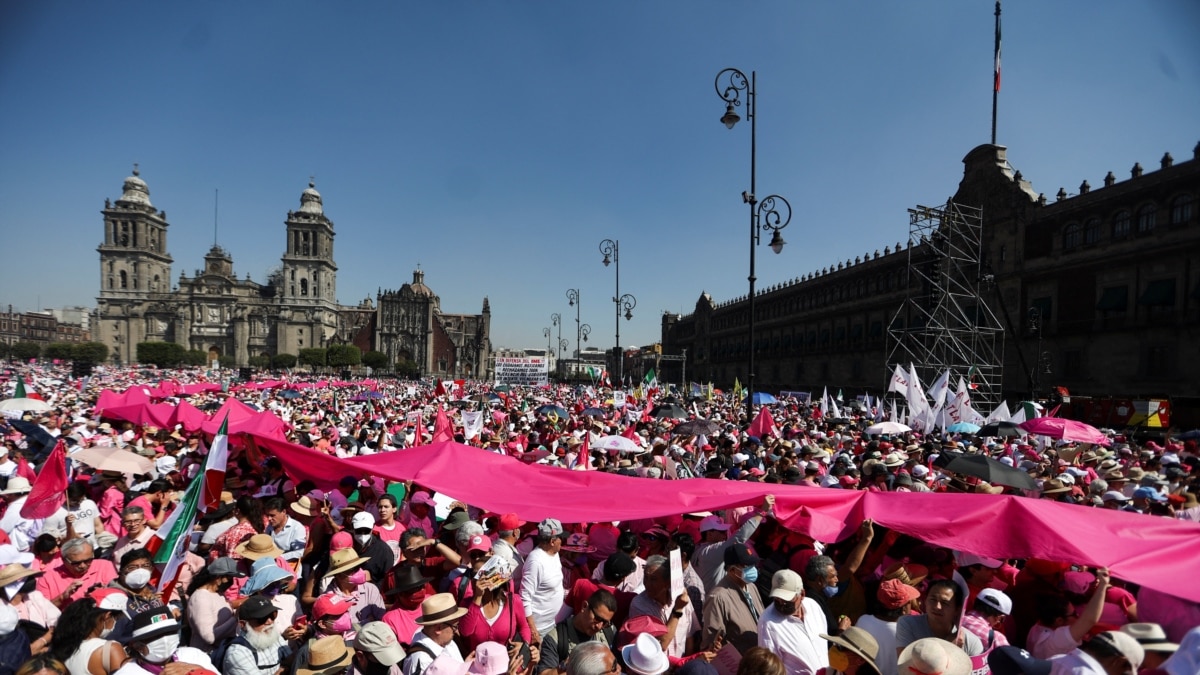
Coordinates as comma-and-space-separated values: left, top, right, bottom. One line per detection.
402, 643, 437, 675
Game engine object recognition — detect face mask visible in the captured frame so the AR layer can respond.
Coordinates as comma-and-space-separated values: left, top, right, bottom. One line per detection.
355, 534, 372, 547
397, 590, 426, 610
823, 585, 840, 598
740, 566, 759, 584
125, 568, 153, 590
143, 634, 180, 664
263, 586, 282, 598
0, 603, 17, 634
217, 579, 234, 594
348, 570, 366, 585
828, 646, 851, 673
329, 613, 353, 634
100, 615, 116, 639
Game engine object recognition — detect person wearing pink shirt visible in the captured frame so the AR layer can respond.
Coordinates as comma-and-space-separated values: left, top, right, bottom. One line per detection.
36, 539, 117, 609
95, 471, 129, 537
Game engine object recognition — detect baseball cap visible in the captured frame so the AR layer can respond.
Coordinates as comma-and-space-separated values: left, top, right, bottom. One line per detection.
209, 557, 247, 578
313, 593, 352, 619
768, 569, 804, 601
877, 579, 921, 610
976, 588, 1013, 615
987, 647, 1052, 675
410, 492, 435, 506
466, 534, 491, 554
130, 607, 179, 642
537, 518, 564, 538
723, 544, 760, 567
955, 551, 1003, 569
1133, 487, 1167, 502
698, 515, 730, 533
351, 511, 376, 530
356, 622, 406, 666
90, 588, 128, 612
497, 513, 525, 532
1101, 490, 1130, 503
604, 552, 637, 581
238, 595, 280, 620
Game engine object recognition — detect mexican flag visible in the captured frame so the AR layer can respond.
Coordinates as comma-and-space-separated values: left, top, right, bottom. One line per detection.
201, 415, 229, 513
643, 368, 657, 390
149, 455, 206, 596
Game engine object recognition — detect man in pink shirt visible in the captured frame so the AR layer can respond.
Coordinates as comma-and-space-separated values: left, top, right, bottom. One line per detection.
36, 538, 117, 609
95, 470, 129, 537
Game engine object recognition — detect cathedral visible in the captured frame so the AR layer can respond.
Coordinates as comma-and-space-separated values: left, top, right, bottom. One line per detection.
94, 168, 492, 377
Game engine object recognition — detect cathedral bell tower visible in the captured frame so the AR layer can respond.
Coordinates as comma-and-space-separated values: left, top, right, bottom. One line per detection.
277, 180, 339, 356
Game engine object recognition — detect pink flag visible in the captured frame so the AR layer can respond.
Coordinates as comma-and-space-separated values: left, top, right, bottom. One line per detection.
21, 440, 68, 519
747, 406, 778, 439
432, 404, 454, 444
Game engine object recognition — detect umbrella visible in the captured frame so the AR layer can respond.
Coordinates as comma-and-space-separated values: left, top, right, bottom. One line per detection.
1178, 430, 1200, 441
946, 422, 982, 434
865, 421, 911, 435
977, 421, 1023, 437
471, 393, 501, 403
943, 453, 1038, 491
69, 445, 155, 475
279, 389, 303, 399
0, 398, 53, 412
593, 435, 643, 453
535, 404, 569, 419
1019, 418, 1111, 446
581, 407, 607, 418
651, 404, 688, 420
672, 419, 721, 436
744, 392, 778, 405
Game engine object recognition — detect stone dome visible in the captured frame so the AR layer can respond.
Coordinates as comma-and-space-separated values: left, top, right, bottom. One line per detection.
119, 165, 152, 206
299, 180, 323, 215
408, 269, 435, 297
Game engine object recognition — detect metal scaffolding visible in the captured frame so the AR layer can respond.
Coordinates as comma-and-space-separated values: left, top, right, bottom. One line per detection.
886, 200, 1005, 410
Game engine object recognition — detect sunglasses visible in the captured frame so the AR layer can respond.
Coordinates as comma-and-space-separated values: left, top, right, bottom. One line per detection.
250, 612, 279, 626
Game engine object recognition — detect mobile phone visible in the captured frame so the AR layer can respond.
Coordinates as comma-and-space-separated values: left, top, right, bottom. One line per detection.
292, 615, 308, 630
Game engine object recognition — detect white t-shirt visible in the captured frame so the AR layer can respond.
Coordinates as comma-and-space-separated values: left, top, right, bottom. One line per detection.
1028, 624, 1082, 660
519, 546, 566, 635
68, 499, 101, 544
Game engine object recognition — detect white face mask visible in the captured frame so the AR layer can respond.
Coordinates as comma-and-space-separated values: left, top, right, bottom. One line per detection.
125, 568, 153, 590
354, 534, 372, 547
143, 634, 180, 663
99, 615, 116, 639
0, 603, 17, 635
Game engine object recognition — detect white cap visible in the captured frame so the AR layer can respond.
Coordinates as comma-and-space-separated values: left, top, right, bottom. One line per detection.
955, 551, 1003, 569
351, 511, 376, 530
911, 465, 930, 478
975, 588, 1013, 615
698, 515, 731, 533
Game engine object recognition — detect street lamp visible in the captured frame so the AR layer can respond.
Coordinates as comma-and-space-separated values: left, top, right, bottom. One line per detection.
551, 312, 562, 375
1028, 307, 1047, 400
715, 67, 792, 422
567, 289, 582, 378
599, 239, 636, 385
543, 326, 553, 367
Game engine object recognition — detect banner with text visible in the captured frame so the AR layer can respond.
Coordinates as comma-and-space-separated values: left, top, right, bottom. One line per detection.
494, 357, 549, 386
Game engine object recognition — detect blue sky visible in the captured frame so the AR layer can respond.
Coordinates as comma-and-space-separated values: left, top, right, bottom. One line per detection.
1, 2, 1197, 352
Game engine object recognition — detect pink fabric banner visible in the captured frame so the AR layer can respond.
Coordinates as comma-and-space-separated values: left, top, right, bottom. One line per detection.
249, 435, 1200, 603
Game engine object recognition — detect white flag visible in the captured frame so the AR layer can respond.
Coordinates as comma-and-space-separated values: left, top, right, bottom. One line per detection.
926, 369, 951, 409
888, 365, 909, 394
986, 400, 1012, 424
461, 411, 484, 440
905, 364, 929, 418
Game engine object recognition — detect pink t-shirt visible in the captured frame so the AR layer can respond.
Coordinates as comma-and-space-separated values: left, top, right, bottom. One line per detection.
1098, 586, 1137, 628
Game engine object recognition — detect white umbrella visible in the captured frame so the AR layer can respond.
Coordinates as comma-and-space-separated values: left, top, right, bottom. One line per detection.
0, 398, 53, 412
865, 421, 912, 435
593, 435, 643, 453
69, 446, 155, 475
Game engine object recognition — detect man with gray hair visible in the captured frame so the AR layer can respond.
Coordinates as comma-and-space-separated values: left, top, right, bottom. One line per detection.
113, 505, 157, 561
803, 520, 874, 628
37, 538, 118, 608
521, 518, 567, 644
565, 641, 616, 675
627, 555, 697, 658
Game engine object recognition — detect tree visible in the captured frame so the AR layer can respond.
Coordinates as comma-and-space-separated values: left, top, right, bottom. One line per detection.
183, 350, 209, 366
218, 355, 235, 368
394, 358, 421, 378
327, 344, 361, 368
74, 342, 109, 363
272, 353, 297, 369
10, 342, 42, 361
361, 351, 389, 370
137, 342, 186, 367
298, 348, 327, 368
44, 343, 76, 360
248, 355, 271, 368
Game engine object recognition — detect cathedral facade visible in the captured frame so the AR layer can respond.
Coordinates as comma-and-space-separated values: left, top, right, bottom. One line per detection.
94, 169, 491, 376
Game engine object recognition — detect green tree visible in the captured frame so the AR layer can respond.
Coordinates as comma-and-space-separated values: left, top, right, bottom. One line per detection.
298, 348, 327, 368
394, 358, 421, 378
44, 343, 76, 360
218, 355, 236, 368
272, 353, 297, 369
10, 342, 42, 361
248, 355, 271, 368
73, 342, 109, 363
183, 350, 209, 366
137, 341, 186, 367
361, 351, 389, 370
327, 344, 362, 368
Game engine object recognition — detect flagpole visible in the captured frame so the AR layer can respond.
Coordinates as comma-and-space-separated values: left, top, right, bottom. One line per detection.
991, 1, 1001, 145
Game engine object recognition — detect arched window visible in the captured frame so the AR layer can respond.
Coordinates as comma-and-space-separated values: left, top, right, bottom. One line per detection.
300, 279, 309, 296
1083, 218, 1101, 245
119, 270, 128, 289
1137, 204, 1157, 234
1171, 194, 1194, 225
1113, 210, 1131, 239
108, 276, 114, 289
152, 274, 160, 291
1063, 223, 1083, 251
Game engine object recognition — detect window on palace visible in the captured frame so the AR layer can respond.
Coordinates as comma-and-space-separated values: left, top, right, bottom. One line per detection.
1171, 194, 1194, 226
1063, 223, 1082, 252
1083, 218, 1101, 245
1113, 210, 1131, 239
1137, 204, 1157, 234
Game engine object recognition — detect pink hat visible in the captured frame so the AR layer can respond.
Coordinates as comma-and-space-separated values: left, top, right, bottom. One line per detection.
330, 531, 354, 552
468, 641, 509, 675
466, 534, 491, 554
411, 492, 434, 506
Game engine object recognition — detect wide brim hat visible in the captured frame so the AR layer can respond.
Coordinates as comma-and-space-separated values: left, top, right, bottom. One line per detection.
415, 592, 468, 625
297, 635, 354, 675
385, 565, 433, 596
234, 533, 285, 561
290, 495, 317, 517
821, 627, 881, 675
898, 638, 972, 675
324, 548, 372, 578
0, 477, 32, 495
1041, 479, 1071, 494
621, 632, 670, 675
0, 563, 41, 588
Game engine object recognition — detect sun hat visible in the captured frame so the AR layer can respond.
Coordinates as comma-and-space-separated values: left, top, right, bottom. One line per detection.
297, 635, 354, 675
468, 641, 509, 675
241, 563, 292, 596
290, 495, 317, 517
237, 595, 280, 621
90, 588, 128, 612
234, 533, 284, 561
0, 564, 41, 591
1041, 479, 1071, 495
987, 646, 1052, 675
1121, 623, 1179, 653
1092, 631, 1144, 671
385, 566, 434, 596
768, 569, 804, 601
898, 638, 972, 675
415, 592, 468, 625
821, 626, 881, 675
323, 548, 372, 578
356, 621, 407, 666
0, 477, 31, 495
877, 578, 921, 609
621, 632, 670, 675
882, 562, 929, 586
424, 653, 470, 675
976, 588, 1013, 615
0, 544, 35, 567
313, 593, 352, 619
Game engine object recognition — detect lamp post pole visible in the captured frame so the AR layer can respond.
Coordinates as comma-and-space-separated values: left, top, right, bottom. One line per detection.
551, 313, 562, 379
567, 289, 581, 379
716, 67, 792, 423
599, 239, 635, 386
543, 326, 553, 371
1028, 306, 1044, 400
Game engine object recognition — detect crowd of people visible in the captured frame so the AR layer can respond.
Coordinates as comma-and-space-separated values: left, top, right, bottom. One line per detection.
1, 362, 1199, 675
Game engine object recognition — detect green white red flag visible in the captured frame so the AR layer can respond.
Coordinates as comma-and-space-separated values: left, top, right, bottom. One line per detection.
201, 414, 229, 513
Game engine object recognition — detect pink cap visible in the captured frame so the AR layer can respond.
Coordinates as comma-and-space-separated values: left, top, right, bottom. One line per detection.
330, 531, 353, 551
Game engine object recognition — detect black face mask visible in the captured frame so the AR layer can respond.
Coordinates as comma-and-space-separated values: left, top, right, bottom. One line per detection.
217, 578, 234, 594
19, 577, 37, 595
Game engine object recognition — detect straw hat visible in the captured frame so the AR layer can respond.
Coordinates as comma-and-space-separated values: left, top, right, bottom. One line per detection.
323, 548, 371, 578
1041, 479, 1071, 495
234, 533, 284, 561
415, 592, 468, 625
898, 638, 972, 675
0, 563, 41, 588
882, 562, 929, 587
296, 635, 354, 675
821, 627, 881, 675
290, 495, 317, 517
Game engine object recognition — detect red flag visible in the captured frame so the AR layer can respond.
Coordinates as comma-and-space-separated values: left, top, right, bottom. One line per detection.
432, 404, 454, 444
434, 380, 447, 397
21, 440, 68, 519
747, 407, 778, 439
640, 396, 654, 423
621, 423, 639, 442
580, 432, 592, 470
15, 456, 36, 483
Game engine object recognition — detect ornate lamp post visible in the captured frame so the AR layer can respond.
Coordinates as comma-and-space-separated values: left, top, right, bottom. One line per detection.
599, 240, 636, 386
715, 67, 792, 421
